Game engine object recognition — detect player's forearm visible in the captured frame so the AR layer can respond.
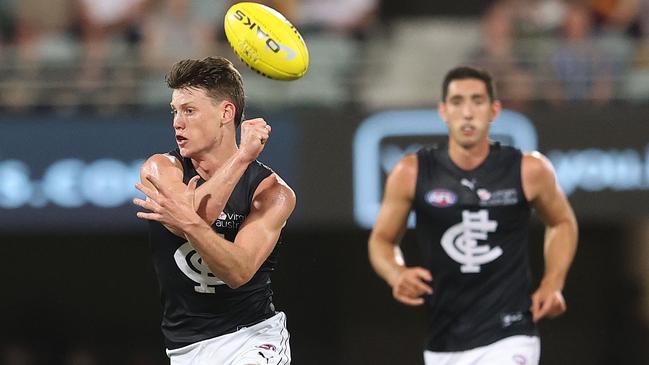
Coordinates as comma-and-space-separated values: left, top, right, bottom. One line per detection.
369, 237, 405, 287
183, 221, 252, 288
194, 152, 251, 224
542, 219, 578, 289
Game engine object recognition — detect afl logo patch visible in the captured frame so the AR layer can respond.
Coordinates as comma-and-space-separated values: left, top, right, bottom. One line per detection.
425, 189, 458, 207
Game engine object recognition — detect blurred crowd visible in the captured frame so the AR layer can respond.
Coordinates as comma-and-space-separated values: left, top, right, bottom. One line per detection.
471, 0, 649, 109
0, 0, 379, 113
2, 0, 648, 113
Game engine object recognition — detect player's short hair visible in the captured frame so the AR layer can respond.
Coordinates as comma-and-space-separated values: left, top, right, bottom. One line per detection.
441, 66, 496, 102
166, 57, 245, 127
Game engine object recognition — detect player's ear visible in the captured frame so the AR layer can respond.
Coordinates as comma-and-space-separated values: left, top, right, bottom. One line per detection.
490, 100, 502, 123
220, 100, 236, 126
437, 101, 448, 123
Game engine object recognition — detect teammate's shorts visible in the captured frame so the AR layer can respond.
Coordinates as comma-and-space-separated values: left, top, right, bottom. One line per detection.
423, 335, 540, 365
166, 312, 291, 365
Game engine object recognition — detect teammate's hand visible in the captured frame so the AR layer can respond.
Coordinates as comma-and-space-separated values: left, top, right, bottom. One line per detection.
390, 267, 433, 306
239, 118, 271, 162
530, 281, 567, 322
134, 175, 202, 232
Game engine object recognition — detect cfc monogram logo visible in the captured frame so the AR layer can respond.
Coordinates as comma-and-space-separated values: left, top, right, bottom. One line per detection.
441, 210, 502, 273
174, 241, 226, 293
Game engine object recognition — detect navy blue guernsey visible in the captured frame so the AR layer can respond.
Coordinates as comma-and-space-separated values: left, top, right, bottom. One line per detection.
414, 142, 538, 352
149, 149, 278, 350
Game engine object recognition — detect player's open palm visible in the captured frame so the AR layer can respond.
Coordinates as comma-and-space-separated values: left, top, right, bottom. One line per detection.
392, 267, 434, 306
134, 175, 202, 232
531, 284, 567, 322
239, 118, 271, 162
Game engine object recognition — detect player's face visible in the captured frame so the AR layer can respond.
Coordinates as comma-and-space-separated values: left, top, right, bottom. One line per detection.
438, 79, 501, 149
170, 87, 227, 157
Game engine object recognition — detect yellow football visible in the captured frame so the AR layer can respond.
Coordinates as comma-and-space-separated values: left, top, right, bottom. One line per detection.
224, 2, 309, 81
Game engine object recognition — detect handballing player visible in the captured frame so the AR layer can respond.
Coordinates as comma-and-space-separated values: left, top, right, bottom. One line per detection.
134, 57, 294, 364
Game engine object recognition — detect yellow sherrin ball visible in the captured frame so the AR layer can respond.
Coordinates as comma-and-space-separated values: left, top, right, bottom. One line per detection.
224, 2, 309, 81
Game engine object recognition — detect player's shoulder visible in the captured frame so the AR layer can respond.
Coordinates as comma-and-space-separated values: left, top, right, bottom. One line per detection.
261, 171, 294, 195
398, 153, 418, 170
143, 152, 182, 168
522, 151, 557, 185
522, 151, 554, 172
255, 172, 297, 210
385, 154, 418, 190
140, 153, 184, 179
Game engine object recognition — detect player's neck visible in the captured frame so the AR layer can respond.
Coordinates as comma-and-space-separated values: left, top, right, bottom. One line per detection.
448, 138, 490, 171
191, 142, 238, 179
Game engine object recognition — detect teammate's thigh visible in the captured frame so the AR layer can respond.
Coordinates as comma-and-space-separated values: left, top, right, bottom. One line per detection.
424, 335, 540, 365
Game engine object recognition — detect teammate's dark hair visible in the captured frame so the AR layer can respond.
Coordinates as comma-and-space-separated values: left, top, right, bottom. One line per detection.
166, 57, 245, 127
441, 66, 496, 102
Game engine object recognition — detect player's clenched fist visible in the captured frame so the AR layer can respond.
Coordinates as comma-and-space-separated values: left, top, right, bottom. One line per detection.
530, 283, 567, 322
239, 118, 272, 162
391, 267, 434, 306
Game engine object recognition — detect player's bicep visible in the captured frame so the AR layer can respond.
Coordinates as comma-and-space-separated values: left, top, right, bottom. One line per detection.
373, 156, 417, 245
534, 181, 574, 228
524, 153, 575, 227
235, 176, 296, 268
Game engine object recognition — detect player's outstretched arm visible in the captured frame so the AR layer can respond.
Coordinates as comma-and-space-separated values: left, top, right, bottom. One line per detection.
522, 152, 578, 322
136, 172, 295, 288
368, 155, 433, 306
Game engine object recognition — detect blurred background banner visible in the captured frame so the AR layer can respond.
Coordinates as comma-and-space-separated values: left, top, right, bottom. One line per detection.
3, 105, 648, 233
0, 111, 299, 233
2, 0, 649, 364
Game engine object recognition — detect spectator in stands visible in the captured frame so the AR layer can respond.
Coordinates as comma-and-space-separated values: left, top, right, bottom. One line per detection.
2, 0, 75, 111
140, 0, 222, 71
589, 0, 642, 35
635, 0, 649, 64
520, 0, 568, 35
469, 1, 535, 111
76, 0, 148, 108
245, 0, 298, 22
138, 0, 224, 106
547, 2, 615, 103
295, 0, 379, 39
13, 0, 74, 62
639, 0, 649, 36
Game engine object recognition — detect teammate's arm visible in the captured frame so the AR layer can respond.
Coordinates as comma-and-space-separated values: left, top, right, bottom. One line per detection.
522, 152, 578, 322
368, 155, 433, 306
135, 173, 295, 289
138, 118, 272, 231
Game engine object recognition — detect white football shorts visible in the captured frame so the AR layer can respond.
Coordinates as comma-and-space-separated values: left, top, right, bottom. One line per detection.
166, 312, 291, 365
424, 335, 540, 365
